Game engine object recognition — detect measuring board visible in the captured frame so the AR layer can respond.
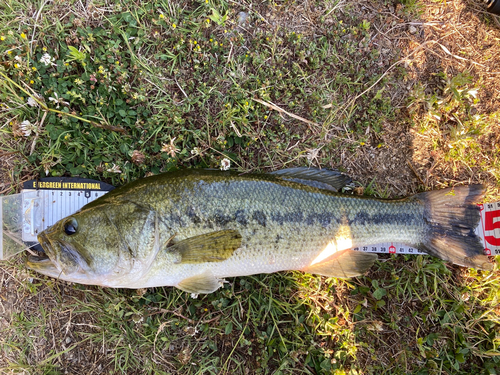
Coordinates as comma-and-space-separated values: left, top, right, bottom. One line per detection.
0, 177, 114, 259
1, 178, 500, 260
21, 178, 114, 242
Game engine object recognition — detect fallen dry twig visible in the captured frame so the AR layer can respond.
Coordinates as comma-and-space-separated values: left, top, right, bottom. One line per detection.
252, 98, 320, 129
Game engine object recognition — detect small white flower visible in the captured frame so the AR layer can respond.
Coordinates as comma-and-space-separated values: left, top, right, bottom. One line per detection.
19, 120, 33, 137
39, 53, 54, 66
191, 147, 201, 156
161, 137, 179, 158
220, 158, 231, 171
106, 164, 122, 173
27, 96, 38, 107
14, 55, 22, 62
131, 314, 144, 324
184, 326, 198, 336
306, 148, 321, 163
467, 88, 478, 98
48, 92, 69, 109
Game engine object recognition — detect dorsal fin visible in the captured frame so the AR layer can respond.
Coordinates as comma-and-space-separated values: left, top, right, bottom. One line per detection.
270, 167, 351, 192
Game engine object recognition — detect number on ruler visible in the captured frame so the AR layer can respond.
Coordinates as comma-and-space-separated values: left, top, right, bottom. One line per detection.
484, 210, 500, 246
371, 247, 377, 251
362, 246, 368, 251
380, 247, 386, 252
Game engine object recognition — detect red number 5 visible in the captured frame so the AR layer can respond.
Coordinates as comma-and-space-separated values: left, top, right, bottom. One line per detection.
484, 211, 500, 246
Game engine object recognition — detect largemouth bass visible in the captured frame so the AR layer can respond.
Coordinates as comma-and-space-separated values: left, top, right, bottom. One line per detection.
28, 168, 492, 294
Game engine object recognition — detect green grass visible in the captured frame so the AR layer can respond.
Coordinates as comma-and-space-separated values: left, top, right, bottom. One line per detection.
1, 0, 404, 183
409, 70, 500, 194
2, 259, 499, 374
1, 0, 499, 374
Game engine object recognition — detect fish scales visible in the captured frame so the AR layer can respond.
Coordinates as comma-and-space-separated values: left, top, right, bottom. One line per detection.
86, 171, 425, 287
29, 169, 493, 293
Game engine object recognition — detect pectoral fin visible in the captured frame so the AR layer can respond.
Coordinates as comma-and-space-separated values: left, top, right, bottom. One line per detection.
303, 249, 377, 278
168, 229, 242, 264
177, 271, 222, 294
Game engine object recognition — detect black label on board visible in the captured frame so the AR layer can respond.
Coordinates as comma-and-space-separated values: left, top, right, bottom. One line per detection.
23, 177, 115, 192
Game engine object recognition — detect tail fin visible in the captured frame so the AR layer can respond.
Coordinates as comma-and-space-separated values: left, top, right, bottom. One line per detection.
416, 185, 493, 270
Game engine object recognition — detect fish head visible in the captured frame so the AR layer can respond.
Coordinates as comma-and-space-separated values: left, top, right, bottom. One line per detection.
27, 206, 132, 285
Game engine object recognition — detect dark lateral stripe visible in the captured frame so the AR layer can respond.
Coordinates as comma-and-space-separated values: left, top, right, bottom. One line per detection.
252, 211, 267, 227
185, 208, 419, 229
271, 212, 304, 225
350, 212, 419, 226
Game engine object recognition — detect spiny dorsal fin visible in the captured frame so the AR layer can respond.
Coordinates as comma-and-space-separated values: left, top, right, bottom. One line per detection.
270, 167, 351, 192
302, 249, 377, 278
177, 271, 222, 294
168, 230, 242, 264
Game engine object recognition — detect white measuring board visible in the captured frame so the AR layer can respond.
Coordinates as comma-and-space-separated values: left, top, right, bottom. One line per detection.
477, 202, 500, 256
22, 189, 109, 242
21, 177, 115, 243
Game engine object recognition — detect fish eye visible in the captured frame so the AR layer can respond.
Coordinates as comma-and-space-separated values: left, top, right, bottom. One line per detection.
64, 218, 78, 235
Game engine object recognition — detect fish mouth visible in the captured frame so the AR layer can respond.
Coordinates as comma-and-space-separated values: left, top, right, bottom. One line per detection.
36, 230, 53, 255
29, 229, 90, 278
26, 252, 61, 277
26, 231, 62, 277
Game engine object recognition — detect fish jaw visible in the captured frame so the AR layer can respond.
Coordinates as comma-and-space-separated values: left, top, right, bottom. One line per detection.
28, 230, 65, 276
27, 228, 93, 282
26, 253, 63, 279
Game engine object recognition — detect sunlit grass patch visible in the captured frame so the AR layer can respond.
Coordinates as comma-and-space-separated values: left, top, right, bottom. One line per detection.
410, 71, 500, 194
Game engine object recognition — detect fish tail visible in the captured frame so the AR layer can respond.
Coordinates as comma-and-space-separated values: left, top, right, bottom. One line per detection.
415, 185, 492, 270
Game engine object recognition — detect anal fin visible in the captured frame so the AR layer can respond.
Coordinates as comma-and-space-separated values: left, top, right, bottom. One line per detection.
303, 249, 377, 278
177, 271, 222, 294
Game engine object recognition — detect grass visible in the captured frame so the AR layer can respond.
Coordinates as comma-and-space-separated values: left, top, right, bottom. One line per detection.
409, 71, 500, 187
2, 261, 499, 374
0, 0, 406, 183
1, 0, 500, 374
